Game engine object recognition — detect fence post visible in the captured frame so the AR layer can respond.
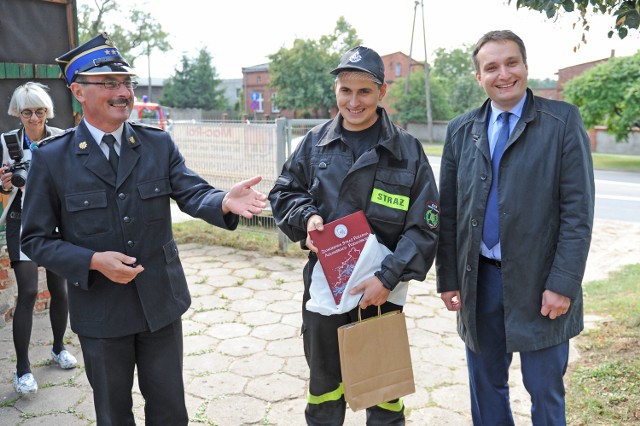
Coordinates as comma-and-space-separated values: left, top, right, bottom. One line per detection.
275, 117, 289, 252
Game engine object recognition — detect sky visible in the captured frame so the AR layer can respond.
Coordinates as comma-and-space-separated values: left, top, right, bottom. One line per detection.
80, 0, 640, 81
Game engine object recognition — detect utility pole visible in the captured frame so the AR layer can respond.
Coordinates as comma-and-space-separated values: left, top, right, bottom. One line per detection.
146, 42, 152, 102
404, 1, 419, 99
405, 0, 433, 142
421, 0, 434, 143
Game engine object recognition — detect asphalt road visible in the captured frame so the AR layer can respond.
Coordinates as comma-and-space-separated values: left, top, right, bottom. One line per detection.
594, 169, 640, 222
427, 156, 640, 223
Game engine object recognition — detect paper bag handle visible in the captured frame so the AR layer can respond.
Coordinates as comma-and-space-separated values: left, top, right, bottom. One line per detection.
357, 305, 382, 322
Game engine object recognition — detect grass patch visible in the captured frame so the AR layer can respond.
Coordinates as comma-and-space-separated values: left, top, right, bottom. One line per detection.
566, 264, 640, 425
591, 153, 640, 172
422, 142, 444, 156
172, 219, 307, 259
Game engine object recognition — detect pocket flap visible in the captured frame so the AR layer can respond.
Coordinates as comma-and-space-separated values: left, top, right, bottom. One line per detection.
66, 191, 108, 212
163, 239, 179, 263
138, 178, 171, 200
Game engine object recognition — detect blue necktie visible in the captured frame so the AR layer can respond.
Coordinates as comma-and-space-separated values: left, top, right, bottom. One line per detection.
483, 112, 511, 249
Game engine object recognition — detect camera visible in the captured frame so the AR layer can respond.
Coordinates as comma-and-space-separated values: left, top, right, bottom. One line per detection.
3, 131, 30, 187
8, 161, 30, 188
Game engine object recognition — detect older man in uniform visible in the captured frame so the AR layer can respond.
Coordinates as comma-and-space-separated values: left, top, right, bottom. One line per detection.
21, 33, 266, 425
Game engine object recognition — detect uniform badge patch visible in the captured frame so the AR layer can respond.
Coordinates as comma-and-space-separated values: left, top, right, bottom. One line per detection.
129, 136, 135, 144
79, 141, 88, 150
425, 200, 440, 229
370, 188, 410, 211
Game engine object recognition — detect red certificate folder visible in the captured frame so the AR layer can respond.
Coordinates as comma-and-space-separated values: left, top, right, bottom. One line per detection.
309, 211, 371, 305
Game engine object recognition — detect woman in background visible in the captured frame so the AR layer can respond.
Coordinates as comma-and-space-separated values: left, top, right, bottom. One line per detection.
1, 82, 77, 394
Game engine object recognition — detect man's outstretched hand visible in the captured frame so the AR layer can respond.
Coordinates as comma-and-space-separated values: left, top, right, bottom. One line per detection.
222, 175, 267, 219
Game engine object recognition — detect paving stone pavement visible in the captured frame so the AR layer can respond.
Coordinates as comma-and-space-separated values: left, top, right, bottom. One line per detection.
1, 215, 637, 425
0, 242, 526, 425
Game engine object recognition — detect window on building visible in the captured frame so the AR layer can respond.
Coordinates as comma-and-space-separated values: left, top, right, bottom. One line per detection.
271, 93, 280, 113
395, 63, 402, 77
256, 92, 264, 113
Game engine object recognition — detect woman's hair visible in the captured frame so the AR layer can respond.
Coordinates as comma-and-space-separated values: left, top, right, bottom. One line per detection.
7, 82, 55, 119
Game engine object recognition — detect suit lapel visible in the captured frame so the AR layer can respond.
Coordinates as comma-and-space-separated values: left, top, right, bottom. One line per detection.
74, 122, 116, 186
473, 104, 491, 163
74, 122, 141, 188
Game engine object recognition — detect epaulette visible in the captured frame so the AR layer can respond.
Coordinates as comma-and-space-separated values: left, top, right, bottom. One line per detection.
128, 120, 165, 132
38, 127, 76, 147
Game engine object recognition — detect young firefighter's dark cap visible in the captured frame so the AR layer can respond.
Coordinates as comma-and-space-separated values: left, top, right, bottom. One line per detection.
330, 46, 385, 84
56, 32, 135, 85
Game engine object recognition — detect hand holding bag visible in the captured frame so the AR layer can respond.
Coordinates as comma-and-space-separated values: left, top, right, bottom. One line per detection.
337, 307, 415, 411
307, 234, 409, 316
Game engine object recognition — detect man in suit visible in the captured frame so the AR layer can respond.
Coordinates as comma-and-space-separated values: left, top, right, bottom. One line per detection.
436, 30, 594, 425
20, 32, 267, 425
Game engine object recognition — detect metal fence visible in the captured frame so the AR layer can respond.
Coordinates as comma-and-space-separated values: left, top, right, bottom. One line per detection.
172, 118, 331, 201
171, 120, 283, 198
171, 118, 328, 250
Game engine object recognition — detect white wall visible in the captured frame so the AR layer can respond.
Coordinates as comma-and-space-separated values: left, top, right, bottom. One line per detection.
593, 127, 640, 155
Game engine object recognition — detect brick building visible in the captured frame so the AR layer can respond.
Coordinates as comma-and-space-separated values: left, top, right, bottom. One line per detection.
381, 51, 424, 85
242, 63, 281, 120
379, 51, 424, 114
531, 50, 615, 101
556, 51, 614, 99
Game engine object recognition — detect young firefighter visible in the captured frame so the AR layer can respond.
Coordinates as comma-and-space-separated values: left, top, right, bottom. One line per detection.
268, 46, 439, 425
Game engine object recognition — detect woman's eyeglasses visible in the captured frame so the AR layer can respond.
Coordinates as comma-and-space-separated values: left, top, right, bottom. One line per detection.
20, 108, 47, 119
76, 81, 139, 90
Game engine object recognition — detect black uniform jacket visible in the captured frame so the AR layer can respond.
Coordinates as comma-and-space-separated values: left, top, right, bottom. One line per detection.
269, 108, 439, 289
21, 120, 238, 338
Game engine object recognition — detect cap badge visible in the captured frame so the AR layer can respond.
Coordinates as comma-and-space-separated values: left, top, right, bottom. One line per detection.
104, 33, 115, 47
348, 51, 363, 64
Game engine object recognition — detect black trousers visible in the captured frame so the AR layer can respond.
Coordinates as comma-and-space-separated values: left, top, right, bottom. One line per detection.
302, 257, 405, 426
79, 319, 188, 426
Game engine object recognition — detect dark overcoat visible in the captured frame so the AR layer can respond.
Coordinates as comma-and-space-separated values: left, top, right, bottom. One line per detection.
436, 90, 595, 353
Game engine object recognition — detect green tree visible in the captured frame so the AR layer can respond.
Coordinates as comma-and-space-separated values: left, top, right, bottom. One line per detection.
510, 0, 640, 40
529, 78, 558, 89
388, 72, 453, 123
563, 51, 640, 141
161, 48, 227, 110
318, 16, 362, 55
160, 56, 193, 108
268, 17, 362, 118
77, 0, 171, 68
431, 46, 486, 118
432, 46, 475, 78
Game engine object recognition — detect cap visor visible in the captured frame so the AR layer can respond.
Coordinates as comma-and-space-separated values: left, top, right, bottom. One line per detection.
330, 67, 382, 84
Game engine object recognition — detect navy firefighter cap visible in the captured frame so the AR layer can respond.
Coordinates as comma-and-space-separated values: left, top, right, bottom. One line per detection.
56, 32, 135, 85
330, 46, 385, 85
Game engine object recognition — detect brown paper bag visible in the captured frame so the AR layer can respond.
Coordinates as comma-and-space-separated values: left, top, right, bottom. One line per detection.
337, 308, 415, 411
